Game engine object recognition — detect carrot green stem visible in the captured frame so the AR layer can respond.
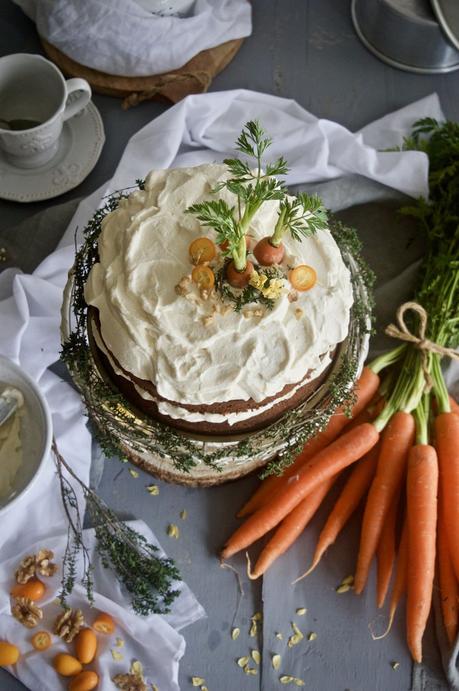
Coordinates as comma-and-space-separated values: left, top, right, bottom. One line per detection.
270, 206, 287, 247
233, 232, 248, 271
369, 345, 407, 375
373, 349, 426, 433
414, 393, 430, 445
431, 354, 451, 414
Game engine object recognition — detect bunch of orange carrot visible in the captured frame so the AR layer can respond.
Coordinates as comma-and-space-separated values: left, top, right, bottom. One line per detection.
221, 362, 459, 663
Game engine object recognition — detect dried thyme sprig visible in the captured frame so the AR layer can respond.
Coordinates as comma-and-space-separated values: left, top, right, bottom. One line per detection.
53, 440, 180, 615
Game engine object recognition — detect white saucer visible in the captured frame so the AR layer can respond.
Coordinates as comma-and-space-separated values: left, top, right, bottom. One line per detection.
0, 101, 105, 203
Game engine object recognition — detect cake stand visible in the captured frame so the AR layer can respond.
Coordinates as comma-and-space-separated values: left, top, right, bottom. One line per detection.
61, 209, 372, 487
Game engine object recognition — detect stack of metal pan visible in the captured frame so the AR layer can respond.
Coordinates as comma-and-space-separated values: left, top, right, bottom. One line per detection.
352, 0, 459, 74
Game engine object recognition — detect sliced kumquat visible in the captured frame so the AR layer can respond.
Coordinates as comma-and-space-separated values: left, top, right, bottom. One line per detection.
92, 612, 116, 635
289, 265, 317, 292
188, 237, 216, 264
31, 630, 52, 652
191, 264, 215, 290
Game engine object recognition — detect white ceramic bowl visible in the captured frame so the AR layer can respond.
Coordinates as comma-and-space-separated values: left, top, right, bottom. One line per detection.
0, 356, 52, 514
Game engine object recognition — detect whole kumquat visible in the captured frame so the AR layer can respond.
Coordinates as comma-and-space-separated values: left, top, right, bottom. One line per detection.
11, 579, 46, 602
75, 628, 97, 664
68, 670, 99, 691
53, 653, 82, 677
0, 641, 20, 666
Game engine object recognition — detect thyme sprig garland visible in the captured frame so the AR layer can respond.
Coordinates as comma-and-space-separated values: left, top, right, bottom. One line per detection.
53, 441, 180, 615
61, 180, 373, 477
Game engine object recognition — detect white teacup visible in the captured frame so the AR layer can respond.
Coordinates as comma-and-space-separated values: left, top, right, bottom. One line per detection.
0, 53, 91, 169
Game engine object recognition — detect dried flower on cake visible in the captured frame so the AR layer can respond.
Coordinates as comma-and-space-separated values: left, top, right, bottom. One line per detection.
249, 271, 268, 291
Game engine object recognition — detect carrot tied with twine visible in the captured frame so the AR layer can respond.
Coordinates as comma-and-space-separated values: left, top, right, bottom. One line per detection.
385, 301, 459, 390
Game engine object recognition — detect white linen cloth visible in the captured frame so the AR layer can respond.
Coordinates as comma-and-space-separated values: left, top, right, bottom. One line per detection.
0, 250, 205, 690
13, 0, 252, 77
0, 88, 451, 689
0, 521, 204, 691
64, 90, 441, 248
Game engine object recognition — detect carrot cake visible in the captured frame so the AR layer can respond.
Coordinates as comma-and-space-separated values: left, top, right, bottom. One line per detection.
84, 159, 353, 435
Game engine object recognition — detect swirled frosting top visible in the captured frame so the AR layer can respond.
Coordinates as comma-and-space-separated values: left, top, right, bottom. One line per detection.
84, 164, 353, 406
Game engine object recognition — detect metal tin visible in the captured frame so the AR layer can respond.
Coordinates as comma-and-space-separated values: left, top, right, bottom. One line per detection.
351, 0, 459, 74
431, 0, 459, 52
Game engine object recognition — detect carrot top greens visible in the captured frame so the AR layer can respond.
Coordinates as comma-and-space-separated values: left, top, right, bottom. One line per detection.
187, 120, 328, 270
370, 118, 459, 437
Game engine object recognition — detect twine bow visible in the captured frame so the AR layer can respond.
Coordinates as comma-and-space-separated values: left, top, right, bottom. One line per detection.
385, 301, 459, 390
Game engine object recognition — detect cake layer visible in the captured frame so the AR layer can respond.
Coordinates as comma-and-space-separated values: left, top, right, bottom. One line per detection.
88, 307, 336, 435
84, 164, 353, 411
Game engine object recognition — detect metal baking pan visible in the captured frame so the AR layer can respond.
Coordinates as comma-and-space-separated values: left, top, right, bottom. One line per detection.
351, 0, 459, 74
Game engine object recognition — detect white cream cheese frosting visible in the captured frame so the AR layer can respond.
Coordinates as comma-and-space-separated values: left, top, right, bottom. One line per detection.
85, 163, 353, 407
91, 320, 332, 426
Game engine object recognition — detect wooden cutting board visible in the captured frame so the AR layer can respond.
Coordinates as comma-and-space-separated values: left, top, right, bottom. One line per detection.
41, 37, 244, 109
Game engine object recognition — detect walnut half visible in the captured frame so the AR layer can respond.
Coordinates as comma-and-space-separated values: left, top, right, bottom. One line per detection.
11, 597, 43, 628
54, 608, 85, 642
113, 673, 148, 691
15, 548, 58, 583
15, 555, 36, 584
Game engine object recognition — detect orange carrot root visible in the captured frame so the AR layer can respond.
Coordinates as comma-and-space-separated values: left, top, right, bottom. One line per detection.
376, 489, 400, 608
406, 444, 438, 663
354, 411, 415, 594
237, 366, 380, 518
221, 422, 379, 560
385, 517, 408, 636
435, 412, 459, 582
251, 477, 336, 579
294, 444, 378, 582
438, 508, 459, 645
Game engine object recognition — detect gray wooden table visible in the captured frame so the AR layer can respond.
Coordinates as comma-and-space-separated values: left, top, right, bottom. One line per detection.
1, 1, 459, 690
